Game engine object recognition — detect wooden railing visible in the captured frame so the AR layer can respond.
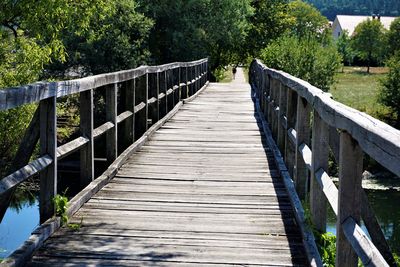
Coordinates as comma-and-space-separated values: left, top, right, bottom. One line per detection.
0, 58, 208, 225
250, 59, 400, 267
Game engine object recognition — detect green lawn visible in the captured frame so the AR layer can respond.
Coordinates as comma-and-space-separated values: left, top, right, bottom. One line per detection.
330, 67, 392, 122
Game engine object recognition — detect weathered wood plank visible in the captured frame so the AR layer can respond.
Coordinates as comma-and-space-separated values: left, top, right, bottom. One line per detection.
80, 89, 94, 187
39, 96, 57, 223
56, 136, 89, 160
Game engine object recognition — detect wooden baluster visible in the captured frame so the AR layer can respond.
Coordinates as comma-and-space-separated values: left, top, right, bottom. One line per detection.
294, 96, 311, 200
285, 89, 297, 177
135, 74, 148, 139
263, 71, 270, 117
310, 110, 328, 232
174, 68, 180, 104
269, 78, 275, 137
336, 131, 363, 267
106, 84, 117, 163
181, 67, 188, 99
272, 79, 279, 140
190, 66, 195, 96
80, 89, 94, 187
148, 72, 159, 126
159, 71, 167, 118
39, 96, 57, 223
167, 69, 174, 112
277, 82, 286, 152
122, 79, 135, 147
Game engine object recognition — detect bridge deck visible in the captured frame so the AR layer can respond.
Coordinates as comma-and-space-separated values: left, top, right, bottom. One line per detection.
28, 69, 307, 266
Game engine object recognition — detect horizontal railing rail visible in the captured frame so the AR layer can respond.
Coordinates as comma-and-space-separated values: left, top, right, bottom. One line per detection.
0, 58, 208, 226
250, 59, 399, 267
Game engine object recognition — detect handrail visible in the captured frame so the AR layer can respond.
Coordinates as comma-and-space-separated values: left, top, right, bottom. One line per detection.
0, 58, 208, 111
250, 59, 396, 267
0, 58, 209, 225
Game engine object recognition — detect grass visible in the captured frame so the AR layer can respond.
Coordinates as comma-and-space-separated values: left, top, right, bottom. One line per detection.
330, 66, 392, 122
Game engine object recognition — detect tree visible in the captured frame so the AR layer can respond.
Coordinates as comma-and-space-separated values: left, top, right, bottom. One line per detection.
47, 0, 153, 77
261, 34, 341, 91
351, 18, 385, 73
287, 0, 331, 43
379, 52, 400, 127
336, 30, 354, 69
139, 0, 253, 79
245, 0, 291, 59
387, 17, 400, 56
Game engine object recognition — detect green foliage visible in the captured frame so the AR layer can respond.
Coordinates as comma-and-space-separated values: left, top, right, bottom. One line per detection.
53, 192, 68, 225
336, 30, 354, 67
261, 34, 341, 91
287, 0, 331, 43
379, 53, 400, 127
316, 232, 336, 266
48, 0, 153, 76
387, 18, 400, 56
246, 0, 290, 58
68, 217, 83, 231
139, 0, 253, 74
351, 19, 385, 73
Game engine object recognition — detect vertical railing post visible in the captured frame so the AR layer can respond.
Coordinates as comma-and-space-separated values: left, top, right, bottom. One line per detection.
285, 89, 297, 177
80, 89, 94, 187
159, 71, 167, 118
122, 79, 135, 147
336, 131, 363, 267
135, 74, 148, 139
267, 77, 274, 129
39, 96, 57, 223
277, 82, 286, 152
181, 67, 188, 99
148, 72, 159, 126
174, 67, 179, 104
262, 71, 269, 117
167, 69, 174, 112
271, 79, 279, 140
294, 96, 311, 200
106, 84, 117, 163
310, 110, 328, 232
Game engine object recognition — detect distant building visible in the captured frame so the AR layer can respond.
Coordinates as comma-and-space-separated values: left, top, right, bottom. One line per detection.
332, 15, 397, 40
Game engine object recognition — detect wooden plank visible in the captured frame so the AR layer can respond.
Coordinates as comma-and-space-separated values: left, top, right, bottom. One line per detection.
116, 111, 133, 124
39, 96, 57, 223
336, 131, 363, 267
56, 136, 89, 160
310, 110, 328, 232
294, 96, 310, 200
135, 74, 148, 139
254, 59, 400, 178
285, 88, 297, 177
121, 79, 135, 148
80, 89, 94, 187
342, 217, 388, 267
106, 84, 117, 163
0, 155, 53, 195
0, 59, 208, 111
92, 122, 114, 139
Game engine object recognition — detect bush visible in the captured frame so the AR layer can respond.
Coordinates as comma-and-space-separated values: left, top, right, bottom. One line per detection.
379, 53, 400, 127
260, 34, 341, 91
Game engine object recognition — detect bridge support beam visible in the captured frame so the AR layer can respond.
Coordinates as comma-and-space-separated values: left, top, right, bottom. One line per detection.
310, 110, 328, 232
39, 96, 57, 223
106, 84, 118, 163
336, 131, 363, 267
80, 89, 94, 187
294, 96, 310, 200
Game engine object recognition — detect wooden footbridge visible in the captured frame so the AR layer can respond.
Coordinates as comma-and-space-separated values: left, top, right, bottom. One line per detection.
1, 58, 400, 266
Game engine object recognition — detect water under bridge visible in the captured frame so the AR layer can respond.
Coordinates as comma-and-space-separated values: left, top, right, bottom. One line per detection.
0, 58, 399, 266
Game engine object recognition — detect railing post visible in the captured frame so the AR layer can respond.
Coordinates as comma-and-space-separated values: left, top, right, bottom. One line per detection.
174, 67, 180, 104
263, 71, 270, 117
148, 72, 159, 126
277, 82, 286, 152
159, 71, 167, 118
294, 96, 311, 200
310, 110, 328, 232
336, 130, 363, 267
167, 69, 174, 112
39, 96, 57, 223
181, 67, 188, 99
270, 78, 278, 139
106, 84, 117, 163
122, 79, 135, 147
285, 89, 297, 177
135, 74, 148, 139
80, 89, 94, 187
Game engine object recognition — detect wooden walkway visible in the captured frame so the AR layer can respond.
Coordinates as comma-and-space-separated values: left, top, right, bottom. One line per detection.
28, 69, 308, 266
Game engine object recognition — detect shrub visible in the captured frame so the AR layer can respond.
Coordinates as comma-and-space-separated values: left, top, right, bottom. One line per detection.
260, 34, 341, 91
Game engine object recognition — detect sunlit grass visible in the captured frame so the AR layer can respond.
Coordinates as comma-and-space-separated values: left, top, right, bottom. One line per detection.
330, 66, 392, 122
